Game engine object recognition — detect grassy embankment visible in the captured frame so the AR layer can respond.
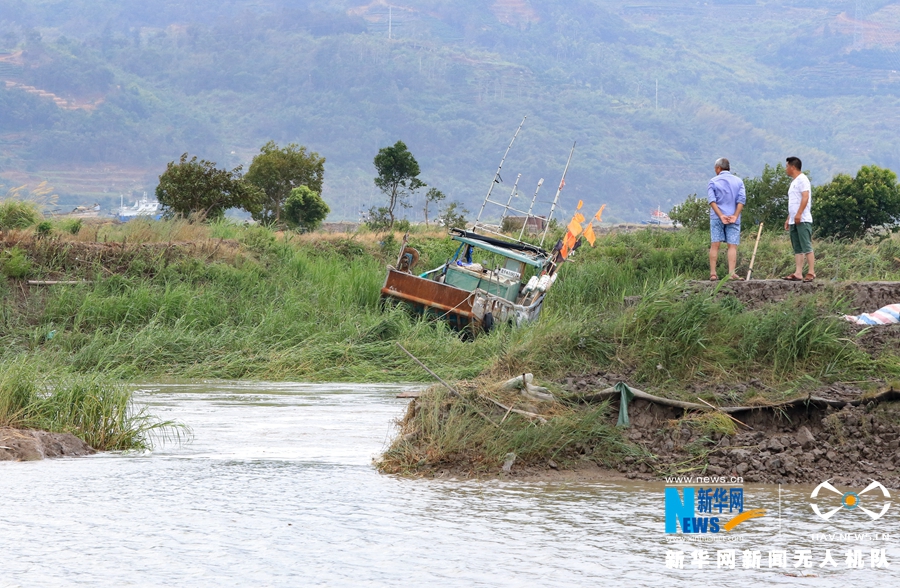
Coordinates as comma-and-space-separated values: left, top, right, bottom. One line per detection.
2, 212, 900, 459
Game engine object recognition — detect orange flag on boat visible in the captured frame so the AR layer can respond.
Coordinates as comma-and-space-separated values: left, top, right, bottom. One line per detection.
583, 223, 596, 246
576, 199, 583, 210
574, 212, 585, 224
595, 204, 606, 222
567, 218, 583, 237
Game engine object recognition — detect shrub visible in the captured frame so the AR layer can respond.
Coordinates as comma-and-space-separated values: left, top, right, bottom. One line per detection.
282, 185, 329, 232
1, 246, 33, 278
668, 194, 710, 230
437, 201, 469, 230
814, 165, 900, 240
35, 220, 53, 238
743, 163, 792, 230
61, 218, 83, 235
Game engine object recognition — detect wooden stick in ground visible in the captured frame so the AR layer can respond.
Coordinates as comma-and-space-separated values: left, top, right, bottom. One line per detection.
696, 397, 754, 430
480, 395, 548, 424
26, 280, 89, 286
746, 222, 764, 280
395, 342, 499, 427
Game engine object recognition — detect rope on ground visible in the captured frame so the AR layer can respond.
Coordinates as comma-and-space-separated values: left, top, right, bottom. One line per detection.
395, 342, 499, 428
577, 383, 900, 413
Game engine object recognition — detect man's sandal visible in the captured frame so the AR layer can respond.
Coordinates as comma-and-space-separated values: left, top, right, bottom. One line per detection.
729, 274, 744, 281
710, 274, 719, 281
803, 273, 816, 282
782, 274, 802, 281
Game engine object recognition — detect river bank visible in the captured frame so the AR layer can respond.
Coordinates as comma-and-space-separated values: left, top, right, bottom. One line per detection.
380, 381, 900, 488
2, 219, 900, 472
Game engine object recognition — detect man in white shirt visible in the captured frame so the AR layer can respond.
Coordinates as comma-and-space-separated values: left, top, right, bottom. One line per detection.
782, 156, 815, 281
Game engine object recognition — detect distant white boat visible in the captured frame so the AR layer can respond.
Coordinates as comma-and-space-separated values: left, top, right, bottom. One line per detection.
118, 193, 161, 222
645, 206, 673, 226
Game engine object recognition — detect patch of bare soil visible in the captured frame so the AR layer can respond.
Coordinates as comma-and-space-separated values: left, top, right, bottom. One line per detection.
690, 279, 900, 312
2, 235, 244, 279
852, 323, 900, 355
416, 459, 635, 483
607, 398, 900, 489
0, 428, 95, 461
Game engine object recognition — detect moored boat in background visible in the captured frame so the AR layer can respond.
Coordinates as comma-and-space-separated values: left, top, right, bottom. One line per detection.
118, 193, 162, 222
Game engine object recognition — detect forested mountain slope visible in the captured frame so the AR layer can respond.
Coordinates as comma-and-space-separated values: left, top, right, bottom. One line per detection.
1, 0, 899, 221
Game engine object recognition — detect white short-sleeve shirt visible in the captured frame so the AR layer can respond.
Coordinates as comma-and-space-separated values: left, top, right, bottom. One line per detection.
787, 173, 812, 224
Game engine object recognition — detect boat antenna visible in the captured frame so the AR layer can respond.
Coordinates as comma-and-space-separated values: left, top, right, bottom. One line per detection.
540, 141, 576, 247
518, 178, 544, 241
500, 173, 522, 223
473, 115, 526, 231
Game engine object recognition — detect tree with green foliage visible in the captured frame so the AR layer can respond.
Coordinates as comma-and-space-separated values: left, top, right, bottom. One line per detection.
373, 141, 426, 229
283, 185, 330, 232
668, 194, 709, 230
438, 201, 470, 230
364, 206, 391, 232
813, 165, 900, 240
742, 163, 792, 230
156, 153, 263, 220
423, 187, 446, 226
245, 141, 325, 225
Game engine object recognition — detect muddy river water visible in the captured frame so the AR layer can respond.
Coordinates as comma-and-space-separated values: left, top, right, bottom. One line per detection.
1, 382, 897, 587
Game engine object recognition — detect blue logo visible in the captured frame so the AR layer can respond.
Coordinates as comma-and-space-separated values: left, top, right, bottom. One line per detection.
665, 486, 762, 533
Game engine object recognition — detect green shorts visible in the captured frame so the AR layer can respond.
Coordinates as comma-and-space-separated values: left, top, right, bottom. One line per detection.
789, 222, 813, 255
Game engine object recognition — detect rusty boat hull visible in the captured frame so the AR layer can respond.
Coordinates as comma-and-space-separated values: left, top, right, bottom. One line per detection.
381, 268, 479, 331
381, 266, 547, 333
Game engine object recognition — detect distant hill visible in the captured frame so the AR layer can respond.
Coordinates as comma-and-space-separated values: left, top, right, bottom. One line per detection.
1, 0, 899, 222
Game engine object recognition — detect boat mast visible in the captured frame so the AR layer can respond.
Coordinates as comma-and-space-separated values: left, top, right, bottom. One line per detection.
500, 173, 522, 223
540, 141, 576, 247
518, 178, 544, 241
473, 115, 526, 231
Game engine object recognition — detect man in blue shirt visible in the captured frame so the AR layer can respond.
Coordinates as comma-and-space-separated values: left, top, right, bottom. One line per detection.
707, 157, 746, 280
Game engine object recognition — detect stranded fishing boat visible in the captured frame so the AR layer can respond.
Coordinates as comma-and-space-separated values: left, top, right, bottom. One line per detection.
381, 117, 602, 333
382, 227, 557, 332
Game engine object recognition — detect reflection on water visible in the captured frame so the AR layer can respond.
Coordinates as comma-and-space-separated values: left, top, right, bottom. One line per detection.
0, 382, 897, 587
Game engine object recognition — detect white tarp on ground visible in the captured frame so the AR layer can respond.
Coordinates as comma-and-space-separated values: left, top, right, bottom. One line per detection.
844, 303, 900, 325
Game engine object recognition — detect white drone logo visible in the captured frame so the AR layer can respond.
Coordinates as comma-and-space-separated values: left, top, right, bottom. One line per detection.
810, 479, 892, 521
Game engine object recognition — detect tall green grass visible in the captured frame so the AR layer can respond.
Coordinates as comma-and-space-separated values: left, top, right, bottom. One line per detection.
615, 280, 871, 388
0, 359, 183, 450
378, 387, 642, 473
0, 222, 898, 392
0, 200, 41, 230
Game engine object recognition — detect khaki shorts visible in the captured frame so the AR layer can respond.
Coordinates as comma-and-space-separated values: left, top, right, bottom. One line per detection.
789, 222, 813, 254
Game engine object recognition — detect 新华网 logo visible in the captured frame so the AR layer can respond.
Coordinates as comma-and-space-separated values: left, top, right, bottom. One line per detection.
665, 485, 765, 534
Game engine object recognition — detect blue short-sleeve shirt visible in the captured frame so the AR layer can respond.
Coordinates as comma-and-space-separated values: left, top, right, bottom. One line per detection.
707, 171, 747, 220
